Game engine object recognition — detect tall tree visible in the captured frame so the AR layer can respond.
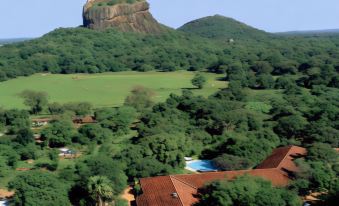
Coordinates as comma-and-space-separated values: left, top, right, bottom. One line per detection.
124, 86, 155, 111
87, 176, 114, 206
15, 128, 34, 146
97, 106, 136, 135
41, 120, 76, 147
20, 90, 48, 114
191, 73, 207, 89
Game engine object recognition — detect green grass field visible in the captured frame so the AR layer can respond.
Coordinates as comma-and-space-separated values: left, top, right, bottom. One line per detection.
0, 71, 226, 109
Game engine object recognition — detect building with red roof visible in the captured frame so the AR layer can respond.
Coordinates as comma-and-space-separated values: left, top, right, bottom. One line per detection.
136, 145, 307, 206
73, 116, 97, 124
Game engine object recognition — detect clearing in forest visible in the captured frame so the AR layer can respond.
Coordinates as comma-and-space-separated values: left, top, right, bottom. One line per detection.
0, 71, 226, 109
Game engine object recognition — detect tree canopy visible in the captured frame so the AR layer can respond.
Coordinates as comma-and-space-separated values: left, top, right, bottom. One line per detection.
124, 86, 155, 111
197, 175, 301, 206
41, 119, 76, 147
9, 171, 71, 206
19, 90, 48, 114
191, 73, 207, 89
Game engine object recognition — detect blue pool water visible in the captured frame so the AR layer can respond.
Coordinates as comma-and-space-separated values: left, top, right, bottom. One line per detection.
186, 160, 218, 172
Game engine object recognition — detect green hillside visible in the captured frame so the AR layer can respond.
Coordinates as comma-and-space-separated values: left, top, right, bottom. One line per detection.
0, 27, 220, 81
0, 16, 339, 83
178, 15, 270, 40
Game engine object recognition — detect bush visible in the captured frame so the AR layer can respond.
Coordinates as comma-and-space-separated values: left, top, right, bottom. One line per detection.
35, 161, 58, 171
212, 154, 252, 171
191, 73, 207, 89
307, 143, 338, 164
124, 86, 154, 111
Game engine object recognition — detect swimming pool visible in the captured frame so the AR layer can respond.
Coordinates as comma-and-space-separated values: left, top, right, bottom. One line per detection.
186, 160, 219, 172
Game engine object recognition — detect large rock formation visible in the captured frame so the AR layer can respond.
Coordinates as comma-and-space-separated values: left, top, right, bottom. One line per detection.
83, 0, 164, 34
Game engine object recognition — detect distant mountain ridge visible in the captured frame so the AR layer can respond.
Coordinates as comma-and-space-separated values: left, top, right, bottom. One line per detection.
0, 38, 32, 45
277, 29, 339, 36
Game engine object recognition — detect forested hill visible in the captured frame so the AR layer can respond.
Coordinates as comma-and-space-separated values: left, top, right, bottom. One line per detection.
0, 27, 220, 81
178, 15, 270, 41
0, 15, 339, 82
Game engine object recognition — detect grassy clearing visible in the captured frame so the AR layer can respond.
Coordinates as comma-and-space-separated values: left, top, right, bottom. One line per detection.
0, 71, 226, 109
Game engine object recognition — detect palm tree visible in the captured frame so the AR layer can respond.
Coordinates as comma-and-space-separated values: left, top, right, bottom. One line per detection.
87, 176, 114, 206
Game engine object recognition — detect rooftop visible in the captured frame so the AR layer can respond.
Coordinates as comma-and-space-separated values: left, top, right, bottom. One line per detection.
136, 145, 307, 206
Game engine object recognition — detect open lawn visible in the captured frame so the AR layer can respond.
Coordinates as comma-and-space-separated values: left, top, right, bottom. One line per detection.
0, 71, 226, 109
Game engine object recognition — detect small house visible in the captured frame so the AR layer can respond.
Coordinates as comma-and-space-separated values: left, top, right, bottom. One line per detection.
59, 148, 77, 158
73, 116, 96, 125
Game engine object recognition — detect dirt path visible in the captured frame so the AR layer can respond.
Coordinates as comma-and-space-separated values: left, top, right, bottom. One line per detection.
121, 186, 135, 206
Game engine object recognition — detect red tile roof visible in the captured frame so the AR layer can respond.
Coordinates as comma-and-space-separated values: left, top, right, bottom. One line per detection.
256, 145, 307, 173
73, 116, 96, 124
136, 146, 307, 206
137, 176, 183, 206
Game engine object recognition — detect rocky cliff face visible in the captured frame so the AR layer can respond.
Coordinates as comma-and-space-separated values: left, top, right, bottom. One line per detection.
83, 0, 164, 34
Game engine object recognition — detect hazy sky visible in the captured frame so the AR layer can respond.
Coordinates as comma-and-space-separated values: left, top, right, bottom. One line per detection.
1, 0, 339, 38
